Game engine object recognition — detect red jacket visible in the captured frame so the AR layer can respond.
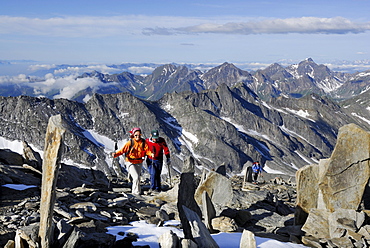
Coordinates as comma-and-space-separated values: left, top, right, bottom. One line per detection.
146, 137, 170, 161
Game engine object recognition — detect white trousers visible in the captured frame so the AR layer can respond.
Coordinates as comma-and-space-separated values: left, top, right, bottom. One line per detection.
126, 162, 143, 195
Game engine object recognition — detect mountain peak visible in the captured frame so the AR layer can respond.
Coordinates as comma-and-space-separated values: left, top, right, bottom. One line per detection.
305, 58, 315, 63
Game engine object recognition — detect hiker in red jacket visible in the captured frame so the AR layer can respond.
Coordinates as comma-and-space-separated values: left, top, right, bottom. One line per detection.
146, 129, 170, 193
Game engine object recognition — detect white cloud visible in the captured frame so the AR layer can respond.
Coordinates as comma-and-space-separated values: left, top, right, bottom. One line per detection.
144, 16, 370, 36
51, 77, 117, 100
0, 15, 201, 37
1, 15, 369, 38
54, 65, 121, 75
0, 73, 118, 100
128, 66, 155, 75
29, 64, 56, 71
0, 74, 30, 84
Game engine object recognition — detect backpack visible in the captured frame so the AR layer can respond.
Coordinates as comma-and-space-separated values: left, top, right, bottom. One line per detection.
125, 138, 146, 158
252, 163, 260, 173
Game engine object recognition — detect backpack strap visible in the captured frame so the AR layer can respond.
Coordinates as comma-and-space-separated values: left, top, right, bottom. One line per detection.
125, 139, 134, 158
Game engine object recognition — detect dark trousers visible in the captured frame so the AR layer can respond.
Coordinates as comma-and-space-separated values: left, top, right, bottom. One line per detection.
252, 172, 259, 182
147, 158, 163, 191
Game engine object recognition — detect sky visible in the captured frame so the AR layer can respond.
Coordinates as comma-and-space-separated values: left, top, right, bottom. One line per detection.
1, 0, 370, 65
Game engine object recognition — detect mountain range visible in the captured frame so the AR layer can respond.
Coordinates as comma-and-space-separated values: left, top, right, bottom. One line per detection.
75, 58, 370, 102
1, 58, 370, 103
0, 58, 370, 178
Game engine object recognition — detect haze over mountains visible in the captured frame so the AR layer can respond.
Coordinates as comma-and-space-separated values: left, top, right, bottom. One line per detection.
0, 58, 370, 178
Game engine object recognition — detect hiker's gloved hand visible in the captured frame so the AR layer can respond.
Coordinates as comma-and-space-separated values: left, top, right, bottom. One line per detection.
167, 158, 171, 166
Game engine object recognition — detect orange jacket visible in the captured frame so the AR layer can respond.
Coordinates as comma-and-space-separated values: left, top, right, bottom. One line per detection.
114, 138, 152, 164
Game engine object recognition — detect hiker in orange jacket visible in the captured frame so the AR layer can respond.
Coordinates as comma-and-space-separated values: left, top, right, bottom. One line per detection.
112, 127, 152, 196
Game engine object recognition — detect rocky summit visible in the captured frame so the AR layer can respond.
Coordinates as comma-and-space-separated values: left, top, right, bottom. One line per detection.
0, 146, 298, 247
1, 109, 370, 247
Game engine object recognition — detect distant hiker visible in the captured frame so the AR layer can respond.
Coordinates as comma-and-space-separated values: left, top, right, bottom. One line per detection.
112, 127, 152, 196
252, 161, 265, 184
146, 129, 170, 193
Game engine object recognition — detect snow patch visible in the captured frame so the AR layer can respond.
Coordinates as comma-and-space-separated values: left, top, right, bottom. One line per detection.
263, 165, 285, 174
0, 137, 44, 158
283, 108, 314, 121
351, 113, 370, 125
295, 150, 313, 165
107, 220, 307, 248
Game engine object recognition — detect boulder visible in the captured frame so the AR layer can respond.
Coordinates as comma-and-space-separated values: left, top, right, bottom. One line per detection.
158, 230, 180, 248
211, 216, 238, 232
297, 123, 370, 246
182, 205, 219, 248
177, 156, 203, 240
23, 141, 42, 171
0, 149, 24, 166
194, 171, 233, 215
202, 190, 216, 232
239, 229, 256, 248
319, 124, 370, 211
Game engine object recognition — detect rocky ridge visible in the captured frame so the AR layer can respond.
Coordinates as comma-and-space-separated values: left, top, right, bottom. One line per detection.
0, 79, 368, 179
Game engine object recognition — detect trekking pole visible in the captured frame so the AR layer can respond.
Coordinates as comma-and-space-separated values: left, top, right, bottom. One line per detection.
167, 159, 172, 188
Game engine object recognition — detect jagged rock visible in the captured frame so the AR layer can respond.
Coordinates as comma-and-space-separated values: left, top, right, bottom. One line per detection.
358, 225, 370, 239
194, 171, 233, 215
112, 232, 139, 248
160, 202, 179, 221
39, 115, 66, 248
239, 229, 256, 248
220, 208, 251, 227
211, 216, 238, 232
70, 187, 97, 195
3, 240, 15, 248
180, 239, 198, 248
215, 164, 226, 176
319, 123, 370, 211
0, 163, 40, 185
328, 209, 365, 238
108, 197, 129, 208
301, 236, 324, 248
69, 202, 98, 212
54, 205, 73, 219
22, 141, 42, 171
55, 219, 74, 247
182, 205, 219, 248
136, 206, 160, 220
0, 149, 24, 166
158, 230, 180, 248
177, 156, 203, 240
296, 123, 370, 246
15, 224, 39, 248
201, 190, 216, 232
301, 208, 331, 239
156, 209, 170, 222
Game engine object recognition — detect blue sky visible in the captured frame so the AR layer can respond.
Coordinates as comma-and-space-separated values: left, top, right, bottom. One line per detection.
1, 0, 370, 64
